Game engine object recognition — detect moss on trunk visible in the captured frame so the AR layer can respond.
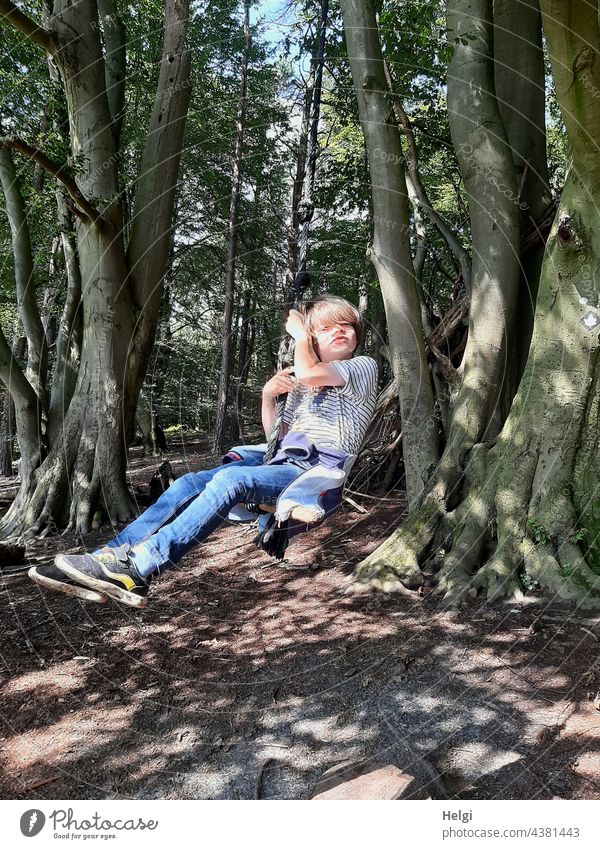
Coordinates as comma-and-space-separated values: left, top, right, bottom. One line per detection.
353, 167, 600, 606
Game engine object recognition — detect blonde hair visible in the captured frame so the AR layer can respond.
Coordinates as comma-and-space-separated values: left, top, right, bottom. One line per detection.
302, 295, 362, 350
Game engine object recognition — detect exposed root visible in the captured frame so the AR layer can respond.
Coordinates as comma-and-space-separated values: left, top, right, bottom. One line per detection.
434, 568, 476, 607
522, 538, 600, 607
347, 563, 422, 595
345, 571, 420, 597
473, 551, 523, 603
349, 437, 600, 609
435, 528, 484, 607
351, 494, 445, 592
0, 506, 21, 540
0, 417, 136, 541
351, 442, 491, 598
434, 445, 495, 605
350, 538, 423, 593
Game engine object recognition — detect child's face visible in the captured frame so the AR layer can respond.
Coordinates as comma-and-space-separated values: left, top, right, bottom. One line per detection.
312, 319, 357, 362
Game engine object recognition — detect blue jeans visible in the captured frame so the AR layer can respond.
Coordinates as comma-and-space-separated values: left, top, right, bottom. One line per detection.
103, 451, 303, 577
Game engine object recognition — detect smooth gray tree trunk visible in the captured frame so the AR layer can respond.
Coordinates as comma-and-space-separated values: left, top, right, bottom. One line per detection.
339, 0, 439, 506
213, 0, 251, 452
352, 0, 600, 606
0, 0, 191, 536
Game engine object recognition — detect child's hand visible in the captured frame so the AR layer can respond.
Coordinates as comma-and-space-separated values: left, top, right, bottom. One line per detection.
285, 309, 308, 341
262, 367, 295, 399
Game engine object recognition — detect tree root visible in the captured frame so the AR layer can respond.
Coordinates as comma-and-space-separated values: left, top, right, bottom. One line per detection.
472, 552, 523, 603
349, 438, 600, 608
350, 495, 445, 593
0, 428, 136, 540
435, 449, 495, 604
350, 526, 426, 592
349, 540, 424, 593
522, 538, 600, 607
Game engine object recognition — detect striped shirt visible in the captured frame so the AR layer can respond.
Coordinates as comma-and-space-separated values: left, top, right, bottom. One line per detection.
281, 356, 378, 462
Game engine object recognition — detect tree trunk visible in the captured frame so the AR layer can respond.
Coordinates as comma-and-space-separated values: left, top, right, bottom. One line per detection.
370, 291, 387, 382
138, 285, 173, 451
41, 236, 61, 349
234, 286, 254, 440
213, 0, 251, 452
350, 0, 600, 606
123, 0, 191, 435
0, 0, 191, 537
439, 0, 521, 469
0, 391, 15, 478
46, 189, 83, 448
355, 276, 369, 357
136, 390, 162, 457
0, 147, 48, 406
493, 0, 552, 408
339, 0, 439, 505
384, 59, 472, 295
0, 337, 26, 478
98, 0, 126, 147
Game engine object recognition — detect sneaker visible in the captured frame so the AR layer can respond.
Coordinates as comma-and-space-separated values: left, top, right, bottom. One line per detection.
55, 546, 151, 609
28, 561, 108, 603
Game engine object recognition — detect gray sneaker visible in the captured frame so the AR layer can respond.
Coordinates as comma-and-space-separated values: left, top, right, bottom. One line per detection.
55, 546, 151, 608
29, 561, 108, 603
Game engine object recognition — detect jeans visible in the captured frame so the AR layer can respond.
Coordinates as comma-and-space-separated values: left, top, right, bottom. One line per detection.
103, 451, 303, 577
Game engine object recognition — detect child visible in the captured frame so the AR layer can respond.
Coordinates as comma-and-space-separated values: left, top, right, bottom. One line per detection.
29, 295, 378, 607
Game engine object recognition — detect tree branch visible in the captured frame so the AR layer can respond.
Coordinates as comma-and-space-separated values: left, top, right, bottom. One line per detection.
0, 137, 100, 223
0, 0, 54, 52
383, 58, 472, 294
97, 0, 126, 146
0, 323, 38, 411
0, 147, 48, 404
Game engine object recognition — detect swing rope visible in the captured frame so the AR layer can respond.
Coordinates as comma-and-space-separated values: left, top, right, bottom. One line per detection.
263, 0, 329, 464
242, 0, 329, 559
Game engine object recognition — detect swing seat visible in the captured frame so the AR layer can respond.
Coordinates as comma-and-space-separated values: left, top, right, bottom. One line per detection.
226, 455, 351, 527
228, 501, 319, 523
223, 440, 355, 559
251, 465, 348, 524
254, 502, 322, 524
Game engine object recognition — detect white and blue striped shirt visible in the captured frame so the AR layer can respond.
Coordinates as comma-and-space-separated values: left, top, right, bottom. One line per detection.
282, 355, 378, 457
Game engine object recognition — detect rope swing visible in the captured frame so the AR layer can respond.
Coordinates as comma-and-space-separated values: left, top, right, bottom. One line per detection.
240, 0, 330, 558
263, 0, 329, 464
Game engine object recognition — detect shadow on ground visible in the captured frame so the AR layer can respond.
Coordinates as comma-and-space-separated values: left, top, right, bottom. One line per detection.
1, 444, 600, 800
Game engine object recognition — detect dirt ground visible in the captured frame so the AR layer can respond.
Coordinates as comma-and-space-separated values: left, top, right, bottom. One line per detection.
1, 437, 600, 800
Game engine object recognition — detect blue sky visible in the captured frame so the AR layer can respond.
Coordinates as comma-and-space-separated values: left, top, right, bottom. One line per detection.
251, 0, 294, 51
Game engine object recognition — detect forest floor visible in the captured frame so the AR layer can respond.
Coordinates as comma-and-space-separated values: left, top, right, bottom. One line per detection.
1, 435, 600, 800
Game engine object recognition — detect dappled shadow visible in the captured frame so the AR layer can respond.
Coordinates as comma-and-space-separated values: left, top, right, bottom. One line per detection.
2, 500, 600, 800
1, 441, 600, 800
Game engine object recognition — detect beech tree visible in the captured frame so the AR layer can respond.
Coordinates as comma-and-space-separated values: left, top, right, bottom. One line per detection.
337, 0, 439, 504
0, 0, 191, 535
213, 0, 251, 452
342, 0, 600, 604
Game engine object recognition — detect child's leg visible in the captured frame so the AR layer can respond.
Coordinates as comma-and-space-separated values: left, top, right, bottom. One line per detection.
129, 462, 303, 576
102, 456, 264, 551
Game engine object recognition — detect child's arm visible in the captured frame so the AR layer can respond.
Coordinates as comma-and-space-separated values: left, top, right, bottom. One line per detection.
261, 367, 294, 439
287, 309, 346, 388
261, 395, 277, 440
293, 337, 345, 387
294, 333, 320, 370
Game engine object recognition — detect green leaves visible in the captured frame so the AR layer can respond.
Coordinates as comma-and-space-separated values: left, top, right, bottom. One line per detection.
527, 518, 550, 546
